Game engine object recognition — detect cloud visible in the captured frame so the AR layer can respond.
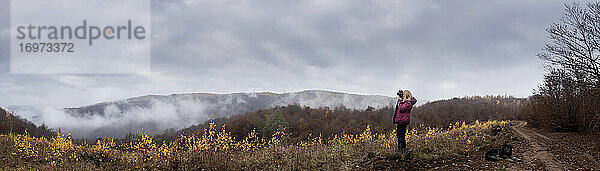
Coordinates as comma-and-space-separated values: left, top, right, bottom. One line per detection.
9, 0, 151, 74
147, 0, 563, 98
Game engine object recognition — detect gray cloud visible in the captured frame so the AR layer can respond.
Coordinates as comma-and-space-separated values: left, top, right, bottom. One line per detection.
0, 0, 575, 122
146, 0, 566, 100
0, 0, 9, 74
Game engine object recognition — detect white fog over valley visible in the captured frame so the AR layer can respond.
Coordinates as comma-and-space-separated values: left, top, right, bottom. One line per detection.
6, 90, 395, 137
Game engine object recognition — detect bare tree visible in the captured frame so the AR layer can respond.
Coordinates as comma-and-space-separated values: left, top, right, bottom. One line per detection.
526, 2, 600, 132
539, 2, 600, 99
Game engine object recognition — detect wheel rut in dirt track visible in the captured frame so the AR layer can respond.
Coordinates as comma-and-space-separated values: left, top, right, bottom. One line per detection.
509, 121, 563, 171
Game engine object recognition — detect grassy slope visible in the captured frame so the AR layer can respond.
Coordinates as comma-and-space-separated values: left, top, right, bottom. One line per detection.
1, 120, 511, 170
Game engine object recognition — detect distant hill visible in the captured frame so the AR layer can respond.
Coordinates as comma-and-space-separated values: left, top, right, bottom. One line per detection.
65, 90, 395, 118
56, 90, 395, 137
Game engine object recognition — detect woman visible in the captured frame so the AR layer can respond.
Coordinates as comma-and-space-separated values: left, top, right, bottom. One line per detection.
393, 89, 417, 154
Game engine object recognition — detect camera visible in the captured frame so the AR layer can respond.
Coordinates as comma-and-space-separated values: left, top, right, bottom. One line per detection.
397, 90, 403, 97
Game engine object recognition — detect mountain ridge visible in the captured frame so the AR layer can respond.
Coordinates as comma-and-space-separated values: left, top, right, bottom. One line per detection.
67, 90, 390, 108
55, 90, 395, 137
64, 90, 396, 118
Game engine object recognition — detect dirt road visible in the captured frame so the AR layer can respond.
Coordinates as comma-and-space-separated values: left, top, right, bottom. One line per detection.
509, 121, 600, 171
509, 121, 563, 170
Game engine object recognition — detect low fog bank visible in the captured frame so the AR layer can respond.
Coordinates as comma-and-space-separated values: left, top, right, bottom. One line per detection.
7, 90, 396, 138
7, 99, 212, 138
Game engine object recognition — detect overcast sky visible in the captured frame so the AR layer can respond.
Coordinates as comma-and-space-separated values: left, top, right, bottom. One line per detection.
0, 0, 579, 109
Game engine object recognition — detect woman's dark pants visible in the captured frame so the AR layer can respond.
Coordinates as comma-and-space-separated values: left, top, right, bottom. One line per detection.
396, 124, 408, 150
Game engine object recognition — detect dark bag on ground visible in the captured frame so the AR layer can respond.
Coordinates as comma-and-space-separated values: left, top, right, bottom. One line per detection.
485, 143, 512, 161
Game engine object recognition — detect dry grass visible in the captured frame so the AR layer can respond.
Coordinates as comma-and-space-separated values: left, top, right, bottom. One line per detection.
0, 120, 509, 170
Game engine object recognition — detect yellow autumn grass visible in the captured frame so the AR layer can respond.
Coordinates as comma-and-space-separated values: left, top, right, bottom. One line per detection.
1, 120, 509, 170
